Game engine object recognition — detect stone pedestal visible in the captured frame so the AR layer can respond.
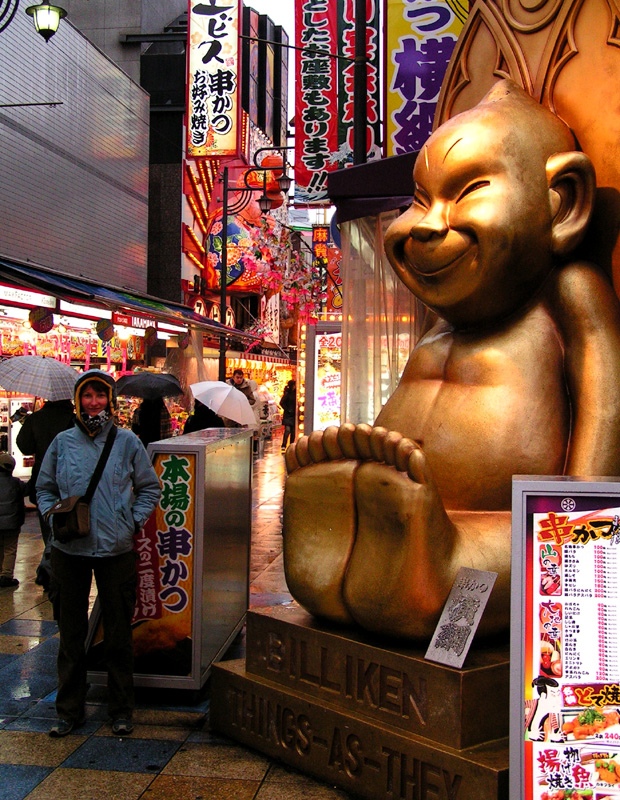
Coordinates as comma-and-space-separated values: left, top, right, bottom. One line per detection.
210, 606, 510, 799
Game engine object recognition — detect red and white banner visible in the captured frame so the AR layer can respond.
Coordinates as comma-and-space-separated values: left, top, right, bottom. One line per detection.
337, 0, 381, 164
295, 0, 339, 204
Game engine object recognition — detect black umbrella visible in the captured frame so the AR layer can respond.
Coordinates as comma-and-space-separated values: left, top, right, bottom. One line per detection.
116, 372, 183, 400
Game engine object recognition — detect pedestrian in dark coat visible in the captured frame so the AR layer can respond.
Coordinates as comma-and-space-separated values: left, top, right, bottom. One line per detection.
16, 398, 74, 589
131, 398, 173, 448
183, 400, 224, 433
0, 453, 27, 588
279, 380, 296, 452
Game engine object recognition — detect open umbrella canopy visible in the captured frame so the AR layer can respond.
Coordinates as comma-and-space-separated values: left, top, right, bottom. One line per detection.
190, 380, 256, 426
0, 356, 78, 401
116, 372, 183, 400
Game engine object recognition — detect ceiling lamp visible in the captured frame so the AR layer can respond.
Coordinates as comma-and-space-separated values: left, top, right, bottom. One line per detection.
25, 3, 67, 42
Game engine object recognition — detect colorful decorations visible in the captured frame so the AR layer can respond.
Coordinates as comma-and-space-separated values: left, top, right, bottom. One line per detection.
241, 219, 326, 323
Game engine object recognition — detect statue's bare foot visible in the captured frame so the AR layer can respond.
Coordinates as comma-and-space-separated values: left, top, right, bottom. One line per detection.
342, 428, 457, 640
283, 423, 374, 624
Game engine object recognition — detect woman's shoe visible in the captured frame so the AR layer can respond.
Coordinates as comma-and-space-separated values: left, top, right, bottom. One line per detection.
112, 718, 134, 736
0, 576, 18, 587
49, 714, 85, 737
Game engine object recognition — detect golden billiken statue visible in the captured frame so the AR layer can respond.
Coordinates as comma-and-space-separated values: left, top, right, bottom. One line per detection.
283, 80, 620, 640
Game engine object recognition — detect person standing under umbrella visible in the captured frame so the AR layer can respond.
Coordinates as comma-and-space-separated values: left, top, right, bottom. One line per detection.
131, 397, 172, 448
183, 399, 224, 433
224, 369, 255, 428
16, 397, 75, 590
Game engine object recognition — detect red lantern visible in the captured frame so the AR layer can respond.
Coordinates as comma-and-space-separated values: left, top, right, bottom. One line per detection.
260, 153, 284, 170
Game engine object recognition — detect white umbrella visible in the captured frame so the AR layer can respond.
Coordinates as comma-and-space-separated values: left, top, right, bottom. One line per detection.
190, 380, 256, 426
0, 356, 78, 401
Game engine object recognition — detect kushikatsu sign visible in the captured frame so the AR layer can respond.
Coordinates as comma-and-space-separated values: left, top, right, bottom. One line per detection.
187, 0, 242, 158
511, 478, 620, 800
131, 452, 196, 676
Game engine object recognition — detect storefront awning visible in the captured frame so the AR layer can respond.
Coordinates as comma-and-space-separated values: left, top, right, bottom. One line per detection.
0, 257, 258, 341
327, 151, 418, 224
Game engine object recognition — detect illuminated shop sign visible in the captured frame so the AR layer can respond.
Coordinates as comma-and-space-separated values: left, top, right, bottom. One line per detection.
187, 0, 242, 158
313, 331, 341, 431
112, 311, 156, 330
0, 284, 56, 309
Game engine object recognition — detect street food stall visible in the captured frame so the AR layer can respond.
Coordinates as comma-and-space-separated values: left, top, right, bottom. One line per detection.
86, 427, 253, 689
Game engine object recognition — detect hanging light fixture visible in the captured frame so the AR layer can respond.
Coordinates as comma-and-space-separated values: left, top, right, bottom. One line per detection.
25, 3, 67, 42
276, 171, 292, 194
258, 193, 273, 215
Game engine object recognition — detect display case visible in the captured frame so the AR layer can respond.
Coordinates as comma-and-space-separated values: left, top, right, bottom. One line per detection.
86, 427, 253, 690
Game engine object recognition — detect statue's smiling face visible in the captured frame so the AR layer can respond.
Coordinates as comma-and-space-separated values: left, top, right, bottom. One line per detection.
385, 110, 555, 327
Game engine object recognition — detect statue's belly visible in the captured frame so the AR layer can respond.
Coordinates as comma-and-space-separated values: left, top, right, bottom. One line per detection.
377, 375, 570, 510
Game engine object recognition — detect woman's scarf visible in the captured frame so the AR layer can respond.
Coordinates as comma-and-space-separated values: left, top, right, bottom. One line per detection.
79, 409, 111, 436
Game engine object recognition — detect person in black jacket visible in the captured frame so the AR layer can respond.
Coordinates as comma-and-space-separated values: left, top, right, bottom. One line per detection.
183, 400, 224, 433
16, 398, 74, 589
279, 380, 297, 452
0, 454, 27, 588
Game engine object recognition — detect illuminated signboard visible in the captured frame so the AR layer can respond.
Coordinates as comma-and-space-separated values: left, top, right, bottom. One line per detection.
313, 330, 341, 430
187, 0, 242, 158
0, 284, 56, 309
132, 451, 196, 676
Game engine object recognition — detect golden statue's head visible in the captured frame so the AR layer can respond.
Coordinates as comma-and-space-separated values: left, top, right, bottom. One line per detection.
384, 80, 596, 328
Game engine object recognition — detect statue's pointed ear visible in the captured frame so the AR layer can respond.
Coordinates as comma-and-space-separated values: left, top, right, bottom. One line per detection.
547, 151, 595, 257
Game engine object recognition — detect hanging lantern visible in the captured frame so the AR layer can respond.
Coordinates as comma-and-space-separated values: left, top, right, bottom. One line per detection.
25, 3, 67, 41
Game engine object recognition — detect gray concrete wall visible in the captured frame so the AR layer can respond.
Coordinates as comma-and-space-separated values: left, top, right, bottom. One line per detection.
0, 12, 150, 292
62, 0, 187, 83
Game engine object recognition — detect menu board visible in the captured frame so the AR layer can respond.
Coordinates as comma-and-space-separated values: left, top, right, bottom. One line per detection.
511, 479, 620, 800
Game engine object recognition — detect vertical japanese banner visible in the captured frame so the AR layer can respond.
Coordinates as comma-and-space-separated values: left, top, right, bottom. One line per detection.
337, 0, 382, 164
521, 492, 620, 799
187, 0, 242, 158
131, 451, 196, 676
325, 245, 343, 313
384, 0, 467, 157
295, 0, 339, 203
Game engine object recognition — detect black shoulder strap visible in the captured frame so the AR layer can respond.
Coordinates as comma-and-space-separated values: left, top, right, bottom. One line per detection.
83, 425, 117, 503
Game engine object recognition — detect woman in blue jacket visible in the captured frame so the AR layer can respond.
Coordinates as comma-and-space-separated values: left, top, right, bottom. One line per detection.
37, 370, 161, 738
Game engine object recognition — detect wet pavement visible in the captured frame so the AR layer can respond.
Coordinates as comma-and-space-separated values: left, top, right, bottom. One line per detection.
0, 435, 354, 800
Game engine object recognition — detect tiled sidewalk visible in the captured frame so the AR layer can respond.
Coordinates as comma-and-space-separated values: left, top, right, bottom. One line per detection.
0, 436, 353, 800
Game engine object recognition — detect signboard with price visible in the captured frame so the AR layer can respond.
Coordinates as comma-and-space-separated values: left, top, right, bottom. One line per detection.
511, 477, 620, 800
313, 331, 341, 431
